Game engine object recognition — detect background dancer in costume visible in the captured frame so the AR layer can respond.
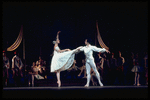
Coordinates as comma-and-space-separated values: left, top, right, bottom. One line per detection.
116, 51, 125, 85
79, 39, 110, 87
50, 31, 82, 87
109, 52, 117, 85
67, 60, 79, 79
95, 52, 102, 74
36, 56, 47, 79
102, 53, 110, 85
3, 50, 10, 86
32, 61, 44, 86
131, 53, 143, 86
143, 52, 148, 85
12, 51, 24, 86
78, 59, 87, 78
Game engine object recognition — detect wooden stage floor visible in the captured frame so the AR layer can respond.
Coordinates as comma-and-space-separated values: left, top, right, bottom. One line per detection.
3, 86, 148, 99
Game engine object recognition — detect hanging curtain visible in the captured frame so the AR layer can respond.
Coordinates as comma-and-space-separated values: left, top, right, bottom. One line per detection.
96, 21, 109, 50
7, 25, 23, 51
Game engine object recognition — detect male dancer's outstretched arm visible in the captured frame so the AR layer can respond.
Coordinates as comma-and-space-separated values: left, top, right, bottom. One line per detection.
92, 46, 110, 53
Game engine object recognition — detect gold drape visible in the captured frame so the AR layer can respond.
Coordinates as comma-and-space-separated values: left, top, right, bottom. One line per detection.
96, 21, 109, 50
7, 25, 23, 51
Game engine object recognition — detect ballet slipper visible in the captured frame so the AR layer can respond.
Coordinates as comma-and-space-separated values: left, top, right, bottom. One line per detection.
137, 84, 141, 86
99, 83, 103, 86
84, 84, 89, 87
57, 80, 61, 87
59, 81, 61, 87
57, 81, 59, 87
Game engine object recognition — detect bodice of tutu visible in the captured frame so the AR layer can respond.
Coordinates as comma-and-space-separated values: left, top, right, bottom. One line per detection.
133, 58, 139, 65
54, 46, 60, 54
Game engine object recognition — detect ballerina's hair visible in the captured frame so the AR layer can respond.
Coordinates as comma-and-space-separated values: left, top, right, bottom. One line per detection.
53, 41, 56, 44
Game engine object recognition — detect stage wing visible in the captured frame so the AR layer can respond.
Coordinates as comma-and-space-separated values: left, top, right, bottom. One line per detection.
7, 26, 23, 51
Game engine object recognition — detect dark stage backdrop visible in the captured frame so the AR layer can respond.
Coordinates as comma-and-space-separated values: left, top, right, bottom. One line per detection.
2, 1, 148, 68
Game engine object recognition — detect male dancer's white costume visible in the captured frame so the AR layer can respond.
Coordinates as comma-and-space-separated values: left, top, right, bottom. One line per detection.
80, 44, 106, 86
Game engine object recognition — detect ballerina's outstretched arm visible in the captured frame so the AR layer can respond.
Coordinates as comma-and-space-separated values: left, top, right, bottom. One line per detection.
54, 31, 71, 53
59, 49, 71, 53
54, 45, 70, 53
56, 31, 61, 40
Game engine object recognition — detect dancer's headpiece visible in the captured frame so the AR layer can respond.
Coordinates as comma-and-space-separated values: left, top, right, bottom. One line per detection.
53, 41, 56, 44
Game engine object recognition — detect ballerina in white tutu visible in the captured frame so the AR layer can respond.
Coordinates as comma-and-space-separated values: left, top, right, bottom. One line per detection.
50, 31, 82, 87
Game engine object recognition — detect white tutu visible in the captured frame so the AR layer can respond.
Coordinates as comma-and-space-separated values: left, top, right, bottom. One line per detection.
50, 46, 82, 72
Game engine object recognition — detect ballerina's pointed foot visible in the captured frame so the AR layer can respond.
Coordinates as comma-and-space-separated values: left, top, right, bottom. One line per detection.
59, 81, 61, 87
57, 81, 61, 87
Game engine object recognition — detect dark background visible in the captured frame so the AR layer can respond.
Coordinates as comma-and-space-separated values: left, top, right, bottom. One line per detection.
2, 1, 148, 68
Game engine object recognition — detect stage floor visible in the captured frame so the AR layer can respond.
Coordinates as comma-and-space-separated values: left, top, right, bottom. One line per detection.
3, 86, 148, 99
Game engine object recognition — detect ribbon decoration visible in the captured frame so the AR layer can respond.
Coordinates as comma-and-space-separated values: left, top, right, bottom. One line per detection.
96, 21, 109, 50
7, 25, 23, 51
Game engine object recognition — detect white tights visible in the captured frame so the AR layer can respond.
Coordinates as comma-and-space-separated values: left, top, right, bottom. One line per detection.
85, 60, 103, 86
56, 71, 61, 87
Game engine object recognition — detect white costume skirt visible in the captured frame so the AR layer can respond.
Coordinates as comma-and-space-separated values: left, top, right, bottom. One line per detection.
131, 65, 143, 72
50, 48, 79, 72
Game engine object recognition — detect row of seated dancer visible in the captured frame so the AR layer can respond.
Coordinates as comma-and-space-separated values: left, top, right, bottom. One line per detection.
3, 50, 148, 87
3, 50, 47, 87
28, 56, 47, 87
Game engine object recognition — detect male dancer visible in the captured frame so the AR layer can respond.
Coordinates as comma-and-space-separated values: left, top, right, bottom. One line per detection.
12, 51, 24, 86
3, 50, 10, 86
79, 39, 110, 87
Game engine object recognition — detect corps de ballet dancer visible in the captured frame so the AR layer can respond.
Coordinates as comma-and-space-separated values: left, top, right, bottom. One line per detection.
79, 39, 110, 87
50, 31, 82, 87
